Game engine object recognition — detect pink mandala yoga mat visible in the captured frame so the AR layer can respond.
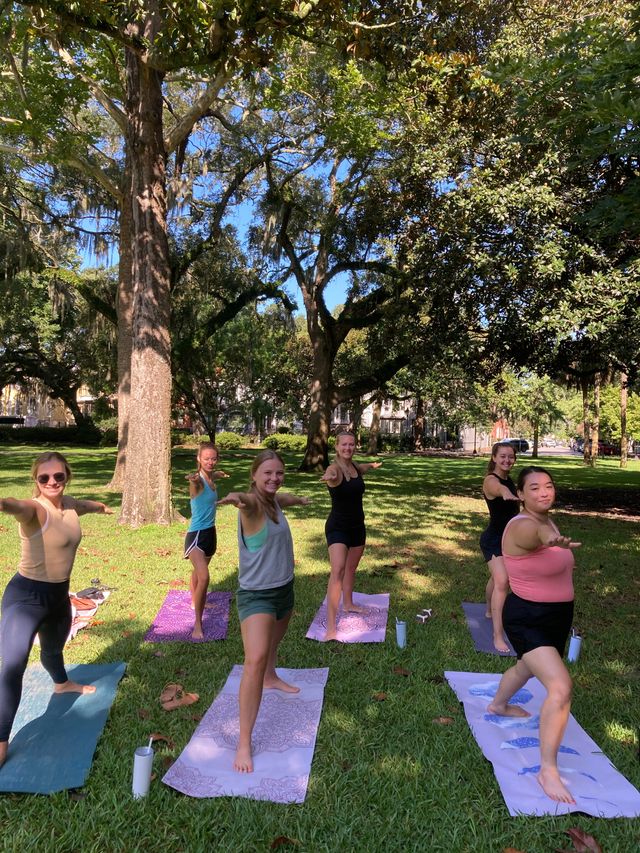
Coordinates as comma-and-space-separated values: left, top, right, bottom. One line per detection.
445, 670, 640, 817
305, 591, 390, 643
144, 590, 232, 642
162, 665, 329, 803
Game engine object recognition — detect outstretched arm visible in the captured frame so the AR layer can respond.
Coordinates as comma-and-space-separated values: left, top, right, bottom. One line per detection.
73, 499, 113, 517
211, 470, 229, 480
483, 475, 519, 501
358, 461, 382, 475
320, 463, 341, 486
277, 493, 311, 508
0, 497, 39, 525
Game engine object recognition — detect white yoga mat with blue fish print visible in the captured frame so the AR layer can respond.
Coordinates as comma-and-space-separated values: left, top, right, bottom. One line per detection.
445, 670, 640, 817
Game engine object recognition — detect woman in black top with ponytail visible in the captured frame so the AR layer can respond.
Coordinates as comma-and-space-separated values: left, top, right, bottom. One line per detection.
321, 432, 381, 641
479, 442, 520, 652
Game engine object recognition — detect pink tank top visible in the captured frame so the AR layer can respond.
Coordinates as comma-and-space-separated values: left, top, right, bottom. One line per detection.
502, 514, 574, 603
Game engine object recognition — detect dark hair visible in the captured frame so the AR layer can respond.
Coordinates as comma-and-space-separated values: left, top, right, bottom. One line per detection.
31, 451, 72, 496
516, 466, 554, 492
487, 441, 516, 473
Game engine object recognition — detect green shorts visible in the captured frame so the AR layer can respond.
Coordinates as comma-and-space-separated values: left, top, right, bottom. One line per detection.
236, 579, 294, 623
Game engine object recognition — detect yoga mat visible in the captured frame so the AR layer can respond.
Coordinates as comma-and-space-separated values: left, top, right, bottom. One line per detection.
144, 590, 232, 642
445, 670, 640, 817
163, 665, 329, 803
305, 592, 390, 643
0, 661, 126, 794
462, 602, 515, 656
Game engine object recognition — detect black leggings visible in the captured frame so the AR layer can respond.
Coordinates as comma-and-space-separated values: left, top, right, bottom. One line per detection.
0, 573, 71, 741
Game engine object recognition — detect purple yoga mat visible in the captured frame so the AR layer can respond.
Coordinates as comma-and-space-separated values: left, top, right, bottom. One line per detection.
445, 670, 640, 817
163, 665, 329, 803
144, 590, 232, 642
305, 591, 390, 643
462, 602, 515, 656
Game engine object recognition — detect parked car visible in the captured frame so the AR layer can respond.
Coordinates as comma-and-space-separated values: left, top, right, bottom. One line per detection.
503, 438, 529, 453
598, 441, 619, 457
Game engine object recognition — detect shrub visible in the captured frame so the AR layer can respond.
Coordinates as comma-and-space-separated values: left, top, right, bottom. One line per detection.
0, 424, 101, 446
215, 431, 243, 450
261, 433, 307, 452
97, 416, 119, 446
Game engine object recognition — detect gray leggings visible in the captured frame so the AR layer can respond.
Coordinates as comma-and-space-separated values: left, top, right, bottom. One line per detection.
0, 573, 71, 741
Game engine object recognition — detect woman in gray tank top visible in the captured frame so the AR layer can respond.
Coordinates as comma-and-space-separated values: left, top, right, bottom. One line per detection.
218, 450, 310, 774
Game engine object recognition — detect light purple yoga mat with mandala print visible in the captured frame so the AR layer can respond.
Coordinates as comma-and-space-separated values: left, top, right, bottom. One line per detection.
445, 670, 640, 817
163, 666, 329, 803
305, 591, 389, 642
144, 590, 232, 642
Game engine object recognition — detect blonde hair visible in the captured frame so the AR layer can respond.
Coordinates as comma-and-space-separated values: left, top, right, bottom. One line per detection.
249, 449, 285, 522
31, 451, 72, 496
197, 442, 218, 472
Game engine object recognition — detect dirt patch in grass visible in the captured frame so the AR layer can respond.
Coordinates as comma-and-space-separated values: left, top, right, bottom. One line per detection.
556, 487, 640, 519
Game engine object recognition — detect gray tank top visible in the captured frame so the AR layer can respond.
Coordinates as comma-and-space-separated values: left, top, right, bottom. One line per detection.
237, 502, 294, 590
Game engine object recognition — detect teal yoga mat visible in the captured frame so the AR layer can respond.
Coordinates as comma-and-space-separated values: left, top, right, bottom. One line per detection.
0, 661, 126, 794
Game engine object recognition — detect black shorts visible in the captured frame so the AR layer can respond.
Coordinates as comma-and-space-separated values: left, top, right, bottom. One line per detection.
325, 522, 366, 549
184, 526, 217, 559
502, 593, 574, 659
479, 529, 502, 562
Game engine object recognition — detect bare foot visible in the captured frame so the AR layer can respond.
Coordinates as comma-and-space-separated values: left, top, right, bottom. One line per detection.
538, 767, 575, 804
343, 603, 367, 614
323, 628, 338, 642
192, 625, 204, 640
493, 635, 510, 653
263, 675, 300, 694
234, 744, 253, 773
0, 741, 7, 768
53, 680, 96, 695
485, 610, 492, 619
487, 701, 530, 717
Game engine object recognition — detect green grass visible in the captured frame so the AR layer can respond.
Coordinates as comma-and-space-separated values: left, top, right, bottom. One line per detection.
0, 446, 639, 852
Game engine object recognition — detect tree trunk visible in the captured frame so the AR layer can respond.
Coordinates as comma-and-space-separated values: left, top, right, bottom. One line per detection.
620, 371, 628, 469
589, 371, 600, 467
108, 152, 133, 491
119, 49, 173, 526
581, 375, 591, 465
368, 393, 382, 455
351, 396, 363, 447
532, 420, 539, 459
413, 395, 425, 451
300, 342, 334, 471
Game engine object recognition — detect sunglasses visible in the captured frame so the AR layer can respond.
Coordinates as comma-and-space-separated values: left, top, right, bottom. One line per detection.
36, 472, 66, 485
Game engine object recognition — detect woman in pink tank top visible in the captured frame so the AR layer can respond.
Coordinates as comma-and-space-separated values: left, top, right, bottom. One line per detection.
487, 466, 581, 806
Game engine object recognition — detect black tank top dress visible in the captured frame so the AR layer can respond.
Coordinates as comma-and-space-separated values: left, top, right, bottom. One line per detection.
479, 473, 519, 561
325, 470, 366, 548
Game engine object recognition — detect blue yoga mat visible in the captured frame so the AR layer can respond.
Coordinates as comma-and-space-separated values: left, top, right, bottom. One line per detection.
0, 661, 126, 794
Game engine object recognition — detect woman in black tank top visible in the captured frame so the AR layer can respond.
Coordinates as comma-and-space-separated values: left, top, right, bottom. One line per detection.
320, 432, 381, 641
479, 442, 520, 652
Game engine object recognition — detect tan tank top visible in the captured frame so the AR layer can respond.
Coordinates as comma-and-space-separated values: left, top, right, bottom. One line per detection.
18, 497, 82, 583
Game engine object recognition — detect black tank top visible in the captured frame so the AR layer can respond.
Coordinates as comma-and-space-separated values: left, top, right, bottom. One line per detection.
483, 474, 519, 533
327, 469, 365, 528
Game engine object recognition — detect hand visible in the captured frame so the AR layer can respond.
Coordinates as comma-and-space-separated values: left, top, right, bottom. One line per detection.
101, 504, 114, 515
547, 534, 581, 549
371, 461, 382, 469
299, 496, 311, 506
218, 494, 246, 509
185, 472, 200, 482
216, 470, 230, 478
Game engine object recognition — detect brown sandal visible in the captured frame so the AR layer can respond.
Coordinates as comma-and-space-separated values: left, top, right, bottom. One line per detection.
160, 683, 199, 711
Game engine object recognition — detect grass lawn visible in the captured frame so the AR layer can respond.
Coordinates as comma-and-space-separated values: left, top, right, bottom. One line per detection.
0, 446, 639, 852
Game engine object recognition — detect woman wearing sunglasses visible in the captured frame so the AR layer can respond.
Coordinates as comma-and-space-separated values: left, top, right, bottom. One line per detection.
0, 451, 112, 768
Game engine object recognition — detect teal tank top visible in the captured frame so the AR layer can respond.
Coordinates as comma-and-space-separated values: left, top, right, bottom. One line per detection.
188, 475, 217, 532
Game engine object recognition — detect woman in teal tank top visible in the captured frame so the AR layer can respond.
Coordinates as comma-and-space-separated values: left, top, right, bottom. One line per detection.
184, 443, 228, 640
218, 450, 310, 774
